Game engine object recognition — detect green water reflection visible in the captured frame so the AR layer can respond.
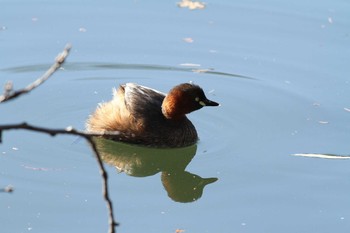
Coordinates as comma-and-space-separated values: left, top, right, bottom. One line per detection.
94, 137, 218, 203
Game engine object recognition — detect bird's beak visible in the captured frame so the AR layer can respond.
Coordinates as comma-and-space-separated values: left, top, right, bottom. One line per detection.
200, 98, 219, 107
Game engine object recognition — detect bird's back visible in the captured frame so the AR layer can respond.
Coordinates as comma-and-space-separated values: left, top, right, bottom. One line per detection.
86, 83, 198, 147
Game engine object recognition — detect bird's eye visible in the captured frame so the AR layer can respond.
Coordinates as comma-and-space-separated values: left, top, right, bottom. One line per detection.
195, 97, 200, 102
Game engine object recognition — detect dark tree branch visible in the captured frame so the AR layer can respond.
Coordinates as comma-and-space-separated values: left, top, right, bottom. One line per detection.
0, 44, 71, 103
0, 45, 118, 232
86, 137, 119, 231
0, 122, 119, 232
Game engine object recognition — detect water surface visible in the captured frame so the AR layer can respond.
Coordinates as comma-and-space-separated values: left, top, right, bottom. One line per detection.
1, 1, 350, 233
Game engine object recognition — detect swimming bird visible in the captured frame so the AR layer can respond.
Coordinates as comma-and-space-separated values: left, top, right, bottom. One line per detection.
86, 83, 219, 147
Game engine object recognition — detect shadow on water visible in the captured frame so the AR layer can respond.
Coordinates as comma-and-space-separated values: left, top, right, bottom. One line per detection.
1, 62, 255, 80
93, 137, 218, 203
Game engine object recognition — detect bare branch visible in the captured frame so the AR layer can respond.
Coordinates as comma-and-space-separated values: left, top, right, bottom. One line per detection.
0, 122, 119, 232
86, 137, 119, 232
0, 44, 72, 103
0, 44, 118, 232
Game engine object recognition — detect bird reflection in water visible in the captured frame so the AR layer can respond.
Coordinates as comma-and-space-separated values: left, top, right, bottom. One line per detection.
93, 137, 218, 203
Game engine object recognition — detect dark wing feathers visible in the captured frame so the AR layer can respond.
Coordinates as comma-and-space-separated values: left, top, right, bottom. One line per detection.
123, 83, 165, 119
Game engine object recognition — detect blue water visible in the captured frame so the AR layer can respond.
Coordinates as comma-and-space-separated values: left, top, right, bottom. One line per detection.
1, 1, 350, 233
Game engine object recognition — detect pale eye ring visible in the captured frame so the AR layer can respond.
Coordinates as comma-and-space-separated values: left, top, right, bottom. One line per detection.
195, 97, 200, 102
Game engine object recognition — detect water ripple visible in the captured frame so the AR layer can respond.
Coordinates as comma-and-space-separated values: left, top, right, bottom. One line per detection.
1, 62, 255, 80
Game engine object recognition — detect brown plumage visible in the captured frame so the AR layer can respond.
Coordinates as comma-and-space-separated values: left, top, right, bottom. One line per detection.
86, 83, 219, 148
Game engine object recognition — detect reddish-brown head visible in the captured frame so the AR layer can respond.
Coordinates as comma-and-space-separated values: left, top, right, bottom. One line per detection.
161, 83, 219, 120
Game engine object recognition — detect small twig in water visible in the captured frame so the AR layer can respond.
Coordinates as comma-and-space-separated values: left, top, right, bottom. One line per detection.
0, 185, 14, 193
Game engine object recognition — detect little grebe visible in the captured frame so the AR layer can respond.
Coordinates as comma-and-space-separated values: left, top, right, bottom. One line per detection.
86, 83, 219, 147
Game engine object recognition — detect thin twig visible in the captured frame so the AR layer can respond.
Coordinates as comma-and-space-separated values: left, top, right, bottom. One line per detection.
0, 44, 118, 232
86, 137, 119, 232
0, 44, 72, 103
0, 123, 121, 142
0, 122, 119, 232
